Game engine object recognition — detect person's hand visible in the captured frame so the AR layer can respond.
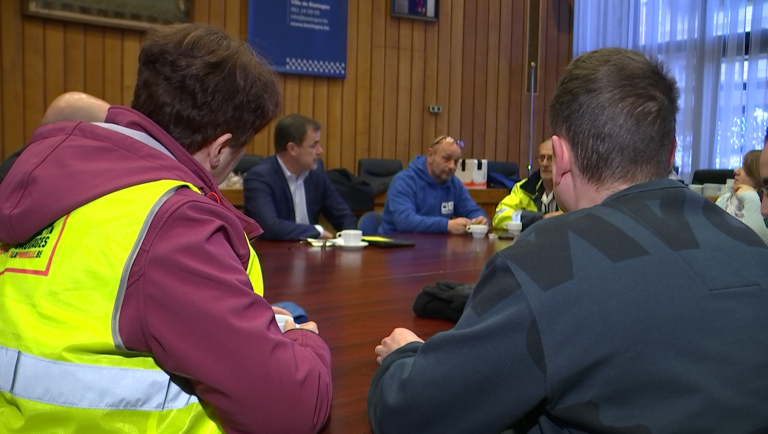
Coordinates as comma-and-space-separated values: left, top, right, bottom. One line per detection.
375, 328, 424, 365
447, 217, 471, 235
284, 318, 320, 334
318, 230, 334, 239
271, 306, 292, 317
470, 216, 488, 226
735, 184, 755, 195
543, 210, 564, 219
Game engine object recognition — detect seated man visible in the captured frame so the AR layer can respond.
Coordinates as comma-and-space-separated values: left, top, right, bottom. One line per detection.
0, 92, 111, 186
368, 48, 768, 433
379, 136, 488, 234
243, 114, 357, 240
493, 139, 561, 231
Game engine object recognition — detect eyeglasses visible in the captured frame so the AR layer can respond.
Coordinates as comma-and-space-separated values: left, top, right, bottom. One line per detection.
432, 135, 464, 148
537, 154, 554, 163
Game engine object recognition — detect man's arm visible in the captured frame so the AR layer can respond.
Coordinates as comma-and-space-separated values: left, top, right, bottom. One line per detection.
492, 185, 542, 230
318, 170, 358, 231
452, 180, 488, 222
368, 254, 546, 434
122, 192, 331, 433
243, 169, 321, 240
385, 177, 449, 233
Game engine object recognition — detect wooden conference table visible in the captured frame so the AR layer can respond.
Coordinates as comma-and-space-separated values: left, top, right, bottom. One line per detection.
253, 234, 514, 434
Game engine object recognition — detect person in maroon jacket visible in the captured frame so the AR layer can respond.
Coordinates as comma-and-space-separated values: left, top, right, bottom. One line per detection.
0, 24, 332, 433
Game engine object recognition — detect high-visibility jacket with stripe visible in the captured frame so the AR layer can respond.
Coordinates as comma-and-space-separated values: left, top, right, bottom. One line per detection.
0, 179, 263, 433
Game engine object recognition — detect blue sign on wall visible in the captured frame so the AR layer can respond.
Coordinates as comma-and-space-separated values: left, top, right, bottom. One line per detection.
248, 0, 348, 78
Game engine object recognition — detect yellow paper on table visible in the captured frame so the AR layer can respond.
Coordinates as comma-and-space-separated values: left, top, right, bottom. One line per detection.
361, 236, 415, 247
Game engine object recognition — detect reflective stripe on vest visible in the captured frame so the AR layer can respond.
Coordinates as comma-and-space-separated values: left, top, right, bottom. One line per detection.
0, 345, 198, 411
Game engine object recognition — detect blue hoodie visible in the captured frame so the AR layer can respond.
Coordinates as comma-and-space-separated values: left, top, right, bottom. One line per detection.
379, 156, 487, 234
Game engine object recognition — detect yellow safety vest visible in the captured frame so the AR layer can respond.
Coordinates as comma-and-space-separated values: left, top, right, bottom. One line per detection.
0, 179, 263, 433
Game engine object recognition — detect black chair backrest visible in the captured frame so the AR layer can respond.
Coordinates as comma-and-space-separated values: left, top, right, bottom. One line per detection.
487, 161, 519, 179
691, 169, 733, 185
357, 159, 403, 194
234, 154, 264, 175
358, 158, 403, 178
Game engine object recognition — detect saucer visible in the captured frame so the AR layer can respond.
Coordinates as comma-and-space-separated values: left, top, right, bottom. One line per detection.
336, 240, 368, 250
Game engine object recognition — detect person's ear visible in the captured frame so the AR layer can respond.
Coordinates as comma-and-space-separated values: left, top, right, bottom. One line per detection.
669, 137, 677, 172
207, 133, 233, 169
286, 142, 298, 156
551, 135, 571, 187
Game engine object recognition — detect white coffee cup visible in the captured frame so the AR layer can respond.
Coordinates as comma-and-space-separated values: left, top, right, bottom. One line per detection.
274, 314, 293, 333
505, 221, 522, 238
688, 184, 703, 194
336, 229, 363, 246
466, 224, 488, 239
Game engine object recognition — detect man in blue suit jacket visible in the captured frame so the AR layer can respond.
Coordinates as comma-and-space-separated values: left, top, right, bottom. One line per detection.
243, 114, 357, 240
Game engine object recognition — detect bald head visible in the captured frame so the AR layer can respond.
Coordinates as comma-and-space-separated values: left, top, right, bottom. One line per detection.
40, 92, 110, 126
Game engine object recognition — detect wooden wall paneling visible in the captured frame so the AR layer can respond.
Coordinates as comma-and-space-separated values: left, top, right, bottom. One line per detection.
313, 77, 329, 156
434, 0, 451, 138
84, 26, 105, 100
470, 0, 489, 160
483, 0, 501, 162
1, 0, 23, 156
121, 32, 141, 106
541, 0, 560, 145
368, 0, 387, 160
327, 78, 343, 169
382, 3, 399, 160
102, 28, 123, 105
22, 18, 45, 143
395, 20, 412, 165
448, 0, 463, 140
284, 75, 300, 114
557, 0, 572, 75
508, 0, 525, 170
224, 0, 241, 36
194, 0, 210, 23
518, 0, 534, 175
355, 0, 373, 163
299, 76, 314, 116
409, 21, 426, 160
459, 0, 475, 148
250, 119, 270, 157
209, 0, 226, 28
64, 24, 85, 92
422, 18, 439, 148
494, 0, 513, 162
44, 21, 65, 108
340, 0, 358, 171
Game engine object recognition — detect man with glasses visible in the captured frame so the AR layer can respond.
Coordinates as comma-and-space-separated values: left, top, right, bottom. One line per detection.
493, 139, 562, 231
379, 135, 488, 234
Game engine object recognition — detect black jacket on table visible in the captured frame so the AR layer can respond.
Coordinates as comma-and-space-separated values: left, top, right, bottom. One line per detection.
243, 155, 357, 240
368, 179, 768, 433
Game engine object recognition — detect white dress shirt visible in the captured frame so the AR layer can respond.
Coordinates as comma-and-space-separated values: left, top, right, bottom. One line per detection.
276, 155, 323, 236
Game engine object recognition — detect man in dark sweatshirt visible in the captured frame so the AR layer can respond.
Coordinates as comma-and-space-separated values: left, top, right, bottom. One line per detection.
368, 48, 768, 433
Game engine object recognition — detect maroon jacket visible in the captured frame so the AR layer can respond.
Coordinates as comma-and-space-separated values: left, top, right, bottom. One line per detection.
0, 107, 332, 433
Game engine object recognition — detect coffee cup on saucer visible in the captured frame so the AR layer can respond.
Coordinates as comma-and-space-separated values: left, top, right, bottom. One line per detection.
466, 224, 488, 239
336, 229, 363, 246
504, 221, 522, 238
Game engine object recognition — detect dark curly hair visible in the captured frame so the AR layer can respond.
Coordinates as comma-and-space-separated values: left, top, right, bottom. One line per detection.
132, 24, 281, 154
